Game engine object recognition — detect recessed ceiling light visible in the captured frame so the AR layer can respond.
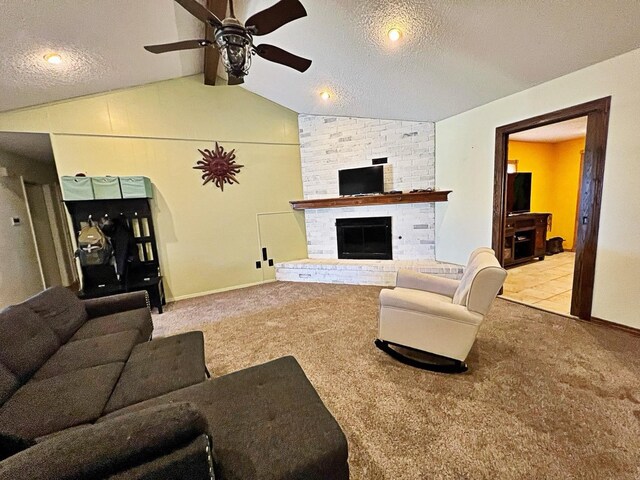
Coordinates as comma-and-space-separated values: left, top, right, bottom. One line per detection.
320, 91, 331, 101
388, 28, 402, 42
44, 53, 62, 65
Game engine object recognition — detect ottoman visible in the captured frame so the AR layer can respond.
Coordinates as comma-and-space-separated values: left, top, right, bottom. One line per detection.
100, 356, 349, 480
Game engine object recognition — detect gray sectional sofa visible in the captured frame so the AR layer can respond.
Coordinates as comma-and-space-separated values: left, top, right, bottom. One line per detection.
0, 287, 349, 479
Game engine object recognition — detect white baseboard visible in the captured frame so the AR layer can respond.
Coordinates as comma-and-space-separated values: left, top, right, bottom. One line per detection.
166, 279, 277, 303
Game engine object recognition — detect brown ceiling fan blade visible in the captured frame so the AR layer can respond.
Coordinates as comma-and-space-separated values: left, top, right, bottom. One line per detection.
144, 40, 212, 54
228, 75, 245, 85
174, 0, 223, 27
245, 0, 307, 36
254, 44, 312, 72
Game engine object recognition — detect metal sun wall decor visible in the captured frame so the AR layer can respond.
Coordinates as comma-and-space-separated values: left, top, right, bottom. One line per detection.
193, 142, 244, 191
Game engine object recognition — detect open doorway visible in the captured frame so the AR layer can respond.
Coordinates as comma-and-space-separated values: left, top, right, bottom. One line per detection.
500, 117, 586, 315
492, 97, 610, 320
0, 132, 78, 307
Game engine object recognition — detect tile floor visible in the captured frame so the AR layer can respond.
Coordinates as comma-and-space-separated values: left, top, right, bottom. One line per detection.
500, 252, 575, 315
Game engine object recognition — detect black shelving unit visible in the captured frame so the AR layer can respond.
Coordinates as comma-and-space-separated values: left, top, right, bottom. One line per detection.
65, 198, 165, 312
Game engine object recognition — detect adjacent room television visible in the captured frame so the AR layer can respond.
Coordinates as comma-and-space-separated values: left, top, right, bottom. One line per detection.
506, 172, 532, 214
338, 165, 384, 195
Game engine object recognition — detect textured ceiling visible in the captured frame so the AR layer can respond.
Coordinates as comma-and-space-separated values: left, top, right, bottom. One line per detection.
0, 0, 204, 112
235, 0, 640, 121
0, 132, 55, 163
510, 117, 587, 144
1, 1, 640, 121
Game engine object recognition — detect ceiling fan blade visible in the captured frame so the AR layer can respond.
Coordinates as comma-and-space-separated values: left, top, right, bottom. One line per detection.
245, 0, 307, 36
254, 44, 312, 72
174, 0, 223, 27
144, 39, 212, 54
228, 75, 245, 85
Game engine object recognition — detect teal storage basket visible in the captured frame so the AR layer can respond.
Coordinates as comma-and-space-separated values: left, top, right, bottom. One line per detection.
61, 176, 94, 201
91, 176, 122, 199
120, 176, 153, 199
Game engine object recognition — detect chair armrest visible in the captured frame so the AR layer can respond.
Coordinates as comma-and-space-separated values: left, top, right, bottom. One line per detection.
0, 403, 212, 480
380, 289, 483, 326
396, 270, 459, 298
83, 291, 149, 318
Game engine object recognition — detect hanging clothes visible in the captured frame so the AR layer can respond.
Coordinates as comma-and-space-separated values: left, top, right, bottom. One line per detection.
99, 217, 138, 280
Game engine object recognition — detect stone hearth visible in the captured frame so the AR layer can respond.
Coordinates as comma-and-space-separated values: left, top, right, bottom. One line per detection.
276, 259, 463, 287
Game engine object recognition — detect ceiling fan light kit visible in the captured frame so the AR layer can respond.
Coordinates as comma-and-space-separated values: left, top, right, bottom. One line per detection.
145, 0, 312, 85
215, 20, 253, 79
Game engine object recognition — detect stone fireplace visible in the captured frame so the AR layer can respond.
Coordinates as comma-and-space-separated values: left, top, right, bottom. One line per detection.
275, 114, 464, 286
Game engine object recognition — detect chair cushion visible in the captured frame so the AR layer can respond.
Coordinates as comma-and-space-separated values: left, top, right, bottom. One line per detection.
0, 305, 59, 381
0, 363, 125, 439
70, 307, 152, 343
453, 250, 506, 313
452, 255, 481, 305
0, 363, 20, 408
21, 286, 87, 343
99, 356, 349, 480
103, 332, 206, 414
33, 330, 140, 381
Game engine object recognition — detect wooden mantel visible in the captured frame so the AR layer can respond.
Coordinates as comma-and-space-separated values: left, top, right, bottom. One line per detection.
289, 190, 452, 210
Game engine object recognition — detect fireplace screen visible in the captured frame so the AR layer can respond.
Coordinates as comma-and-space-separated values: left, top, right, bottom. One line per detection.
336, 217, 392, 260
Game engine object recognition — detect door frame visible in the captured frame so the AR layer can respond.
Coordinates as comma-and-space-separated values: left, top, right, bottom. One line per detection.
492, 96, 611, 319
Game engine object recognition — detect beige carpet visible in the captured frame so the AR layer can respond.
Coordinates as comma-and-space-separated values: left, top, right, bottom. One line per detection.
154, 282, 640, 480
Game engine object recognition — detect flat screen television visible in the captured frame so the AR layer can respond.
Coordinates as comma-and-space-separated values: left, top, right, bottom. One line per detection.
338, 165, 384, 195
506, 172, 532, 214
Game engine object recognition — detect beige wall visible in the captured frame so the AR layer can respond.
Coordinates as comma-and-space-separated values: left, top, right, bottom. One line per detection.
435, 47, 640, 329
0, 76, 306, 300
0, 177, 43, 306
0, 148, 58, 185
0, 149, 62, 306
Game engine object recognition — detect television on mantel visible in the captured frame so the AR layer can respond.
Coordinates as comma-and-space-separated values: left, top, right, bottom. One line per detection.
506, 172, 532, 215
338, 165, 384, 196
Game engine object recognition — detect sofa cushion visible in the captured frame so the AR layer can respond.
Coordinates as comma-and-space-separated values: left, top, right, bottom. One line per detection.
0, 363, 20, 408
0, 363, 125, 439
21, 286, 87, 343
103, 332, 206, 414
33, 330, 140, 381
35, 424, 93, 444
0, 403, 209, 480
107, 434, 212, 480
100, 356, 349, 480
70, 307, 152, 343
0, 432, 35, 461
0, 305, 59, 381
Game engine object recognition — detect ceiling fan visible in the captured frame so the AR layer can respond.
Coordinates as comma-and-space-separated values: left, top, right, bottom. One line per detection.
144, 0, 312, 85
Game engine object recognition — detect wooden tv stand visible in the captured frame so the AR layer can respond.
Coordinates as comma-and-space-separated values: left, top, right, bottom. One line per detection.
503, 213, 551, 267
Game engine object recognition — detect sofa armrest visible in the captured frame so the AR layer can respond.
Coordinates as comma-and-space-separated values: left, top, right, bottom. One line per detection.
0, 402, 212, 480
83, 291, 149, 318
396, 270, 459, 298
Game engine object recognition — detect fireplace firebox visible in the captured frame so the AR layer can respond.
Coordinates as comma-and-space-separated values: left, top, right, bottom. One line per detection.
336, 217, 392, 260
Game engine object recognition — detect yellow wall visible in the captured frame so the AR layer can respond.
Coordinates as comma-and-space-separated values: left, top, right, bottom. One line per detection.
0, 75, 306, 300
508, 137, 585, 249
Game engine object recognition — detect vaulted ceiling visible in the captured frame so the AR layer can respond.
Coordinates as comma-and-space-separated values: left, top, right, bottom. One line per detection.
2, 1, 640, 121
